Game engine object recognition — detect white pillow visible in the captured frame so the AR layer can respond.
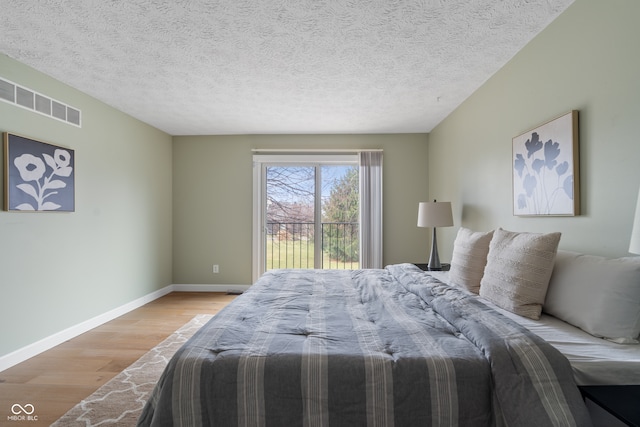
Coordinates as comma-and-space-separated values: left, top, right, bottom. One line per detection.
449, 227, 494, 293
479, 228, 561, 320
544, 250, 640, 344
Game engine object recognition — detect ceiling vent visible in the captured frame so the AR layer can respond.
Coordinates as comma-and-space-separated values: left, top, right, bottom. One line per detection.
0, 76, 81, 127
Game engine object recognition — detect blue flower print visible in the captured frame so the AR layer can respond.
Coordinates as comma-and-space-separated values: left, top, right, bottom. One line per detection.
514, 130, 573, 215
12, 149, 73, 211
532, 158, 544, 174
525, 132, 543, 158
517, 194, 527, 209
514, 154, 526, 178
523, 174, 537, 197
556, 161, 569, 177
563, 176, 573, 199
544, 140, 560, 170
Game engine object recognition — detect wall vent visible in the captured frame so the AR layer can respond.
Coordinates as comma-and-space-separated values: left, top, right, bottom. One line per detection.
0, 76, 82, 128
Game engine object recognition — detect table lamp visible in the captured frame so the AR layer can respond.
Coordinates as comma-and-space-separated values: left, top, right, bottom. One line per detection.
417, 200, 453, 270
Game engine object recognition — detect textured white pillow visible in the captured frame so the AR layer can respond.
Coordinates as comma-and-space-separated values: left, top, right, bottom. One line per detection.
448, 227, 494, 293
479, 228, 561, 320
544, 250, 640, 344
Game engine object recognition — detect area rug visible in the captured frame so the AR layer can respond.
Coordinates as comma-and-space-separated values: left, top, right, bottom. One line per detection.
51, 314, 213, 427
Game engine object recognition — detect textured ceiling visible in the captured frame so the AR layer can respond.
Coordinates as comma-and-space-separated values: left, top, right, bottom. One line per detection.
0, 0, 573, 136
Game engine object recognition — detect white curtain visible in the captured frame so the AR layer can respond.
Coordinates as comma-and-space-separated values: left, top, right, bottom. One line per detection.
359, 151, 383, 269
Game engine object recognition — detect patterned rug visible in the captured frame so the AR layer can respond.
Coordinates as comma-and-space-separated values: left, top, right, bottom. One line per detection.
51, 314, 212, 427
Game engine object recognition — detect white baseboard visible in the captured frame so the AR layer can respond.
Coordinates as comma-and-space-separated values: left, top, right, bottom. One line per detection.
0, 283, 250, 372
173, 284, 250, 293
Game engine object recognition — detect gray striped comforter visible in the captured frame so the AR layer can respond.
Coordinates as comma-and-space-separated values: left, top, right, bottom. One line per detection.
138, 264, 592, 427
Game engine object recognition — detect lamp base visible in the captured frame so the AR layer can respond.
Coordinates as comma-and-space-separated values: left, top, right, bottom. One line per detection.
428, 227, 442, 270
414, 263, 450, 272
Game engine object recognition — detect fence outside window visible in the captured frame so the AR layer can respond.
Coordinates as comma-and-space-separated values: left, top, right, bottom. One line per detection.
266, 222, 359, 270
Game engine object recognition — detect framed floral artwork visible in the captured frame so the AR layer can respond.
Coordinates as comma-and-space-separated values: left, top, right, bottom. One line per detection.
3, 132, 75, 212
512, 110, 579, 216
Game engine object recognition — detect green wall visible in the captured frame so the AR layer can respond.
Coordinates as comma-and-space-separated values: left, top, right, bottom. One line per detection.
0, 54, 173, 357
172, 134, 429, 285
428, 0, 640, 259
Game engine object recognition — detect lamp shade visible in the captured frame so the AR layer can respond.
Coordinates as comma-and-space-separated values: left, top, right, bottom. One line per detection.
630, 187, 640, 254
417, 201, 453, 228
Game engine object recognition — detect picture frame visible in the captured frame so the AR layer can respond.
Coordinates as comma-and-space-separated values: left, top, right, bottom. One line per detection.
3, 132, 75, 212
512, 110, 579, 216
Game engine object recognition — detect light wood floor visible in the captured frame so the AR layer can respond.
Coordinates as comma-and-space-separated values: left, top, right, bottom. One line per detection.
0, 292, 237, 426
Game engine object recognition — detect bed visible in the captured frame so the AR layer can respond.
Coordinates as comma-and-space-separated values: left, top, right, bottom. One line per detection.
138, 228, 640, 426
429, 271, 640, 387
137, 263, 593, 426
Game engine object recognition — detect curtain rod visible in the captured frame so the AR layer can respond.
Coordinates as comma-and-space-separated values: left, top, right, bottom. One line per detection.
251, 148, 383, 153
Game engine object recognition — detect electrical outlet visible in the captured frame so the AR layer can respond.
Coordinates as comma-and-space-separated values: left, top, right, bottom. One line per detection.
213, 264, 219, 274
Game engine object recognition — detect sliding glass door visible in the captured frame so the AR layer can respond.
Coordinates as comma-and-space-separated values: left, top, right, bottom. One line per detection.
252, 154, 358, 280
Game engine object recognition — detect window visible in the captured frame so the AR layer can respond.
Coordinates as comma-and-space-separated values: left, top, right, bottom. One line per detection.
252, 152, 382, 282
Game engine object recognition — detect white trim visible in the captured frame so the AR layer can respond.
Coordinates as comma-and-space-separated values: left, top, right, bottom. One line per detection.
0, 285, 171, 372
252, 160, 266, 282
0, 283, 250, 372
252, 154, 358, 164
172, 284, 251, 293
251, 148, 382, 153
